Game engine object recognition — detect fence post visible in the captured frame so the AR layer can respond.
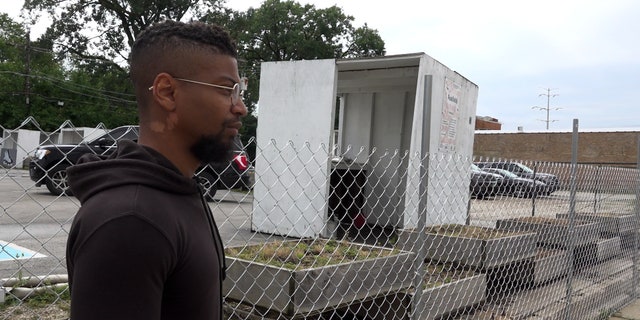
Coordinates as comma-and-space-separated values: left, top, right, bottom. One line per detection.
633, 135, 640, 299
410, 74, 433, 320
594, 165, 601, 214
531, 161, 538, 216
564, 119, 579, 319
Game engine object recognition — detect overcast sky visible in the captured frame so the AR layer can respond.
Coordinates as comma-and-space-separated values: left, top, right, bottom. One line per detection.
4, 0, 639, 132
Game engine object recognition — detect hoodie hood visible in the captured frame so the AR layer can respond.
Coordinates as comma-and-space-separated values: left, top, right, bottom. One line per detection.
67, 139, 199, 203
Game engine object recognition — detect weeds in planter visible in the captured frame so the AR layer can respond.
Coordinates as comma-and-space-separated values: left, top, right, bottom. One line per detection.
514, 216, 596, 225
225, 239, 400, 270
597, 308, 614, 319
425, 224, 525, 239
423, 263, 478, 289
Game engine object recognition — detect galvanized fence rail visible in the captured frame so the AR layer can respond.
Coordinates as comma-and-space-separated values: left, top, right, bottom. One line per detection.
1, 121, 639, 319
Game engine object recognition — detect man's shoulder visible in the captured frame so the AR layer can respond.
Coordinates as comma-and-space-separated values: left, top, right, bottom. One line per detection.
77, 183, 201, 230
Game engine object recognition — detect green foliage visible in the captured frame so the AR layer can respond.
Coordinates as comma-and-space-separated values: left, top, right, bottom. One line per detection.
2, 0, 386, 140
0, 12, 138, 131
0, 13, 30, 128
203, 0, 386, 153
347, 24, 386, 58
24, 0, 224, 65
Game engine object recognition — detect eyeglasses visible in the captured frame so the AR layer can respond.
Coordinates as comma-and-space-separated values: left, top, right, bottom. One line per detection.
148, 77, 244, 105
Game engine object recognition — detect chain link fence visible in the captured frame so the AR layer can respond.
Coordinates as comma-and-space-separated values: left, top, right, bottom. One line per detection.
1, 121, 639, 319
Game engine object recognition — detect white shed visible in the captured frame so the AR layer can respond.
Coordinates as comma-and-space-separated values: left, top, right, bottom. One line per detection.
1, 129, 40, 168
252, 53, 478, 238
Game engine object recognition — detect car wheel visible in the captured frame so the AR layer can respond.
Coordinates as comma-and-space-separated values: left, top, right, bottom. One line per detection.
197, 172, 218, 202
46, 166, 73, 196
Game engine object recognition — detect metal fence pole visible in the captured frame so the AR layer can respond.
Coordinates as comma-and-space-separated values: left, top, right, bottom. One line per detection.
594, 165, 601, 214
410, 74, 433, 320
564, 119, 579, 319
531, 162, 538, 216
633, 134, 640, 299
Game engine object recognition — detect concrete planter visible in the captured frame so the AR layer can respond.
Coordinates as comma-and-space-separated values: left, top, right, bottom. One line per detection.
556, 213, 636, 236
496, 217, 599, 248
575, 237, 622, 267
223, 239, 414, 316
352, 267, 487, 320
413, 271, 486, 319
620, 230, 639, 250
397, 225, 537, 269
596, 236, 622, 261
533, 249, 569, 285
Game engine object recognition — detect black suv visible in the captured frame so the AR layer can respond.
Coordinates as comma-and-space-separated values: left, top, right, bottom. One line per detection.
29, 125, 251, 201
475, 161, 560, 195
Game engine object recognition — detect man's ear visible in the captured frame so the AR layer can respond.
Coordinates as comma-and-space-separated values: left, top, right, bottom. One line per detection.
149, 73, 177, 112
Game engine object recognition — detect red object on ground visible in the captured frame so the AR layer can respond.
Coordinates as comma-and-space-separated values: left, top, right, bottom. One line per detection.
353, 212, 366, 229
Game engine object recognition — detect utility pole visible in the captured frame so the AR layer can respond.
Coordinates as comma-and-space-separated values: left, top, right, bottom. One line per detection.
532, 88, 561, 130
25, 30, 31, 116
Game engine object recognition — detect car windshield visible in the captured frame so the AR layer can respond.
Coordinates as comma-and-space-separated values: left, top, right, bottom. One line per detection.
497, 169, 519, 179
84, 126, 139, 144
515, 163, 535, 174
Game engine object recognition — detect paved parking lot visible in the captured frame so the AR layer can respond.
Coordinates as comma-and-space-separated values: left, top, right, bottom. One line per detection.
469, 190, 637, 228
0, 169, 260, 279
2, 168, 637, 280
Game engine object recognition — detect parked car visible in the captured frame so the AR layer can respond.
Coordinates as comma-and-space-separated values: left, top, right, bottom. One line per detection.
195, 137, 252, 201
481, 168, 547, 198
470, 164, 503, 198
29, 126, 139, 196
475, 161, 560, 195
29, 125, 251, 200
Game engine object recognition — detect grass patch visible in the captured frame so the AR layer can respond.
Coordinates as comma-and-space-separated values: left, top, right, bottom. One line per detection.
1, 285, 70, 319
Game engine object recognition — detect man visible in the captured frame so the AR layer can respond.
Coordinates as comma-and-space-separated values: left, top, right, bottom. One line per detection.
66, 20, 247, 319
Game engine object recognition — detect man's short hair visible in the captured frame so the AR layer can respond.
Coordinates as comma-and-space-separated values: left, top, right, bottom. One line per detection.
129, 20, 238, 100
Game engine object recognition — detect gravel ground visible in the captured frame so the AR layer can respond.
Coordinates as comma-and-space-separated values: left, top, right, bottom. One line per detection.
1, 303, 69, 320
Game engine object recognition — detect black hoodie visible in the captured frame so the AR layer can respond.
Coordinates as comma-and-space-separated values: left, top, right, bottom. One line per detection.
66, 139, 225, 320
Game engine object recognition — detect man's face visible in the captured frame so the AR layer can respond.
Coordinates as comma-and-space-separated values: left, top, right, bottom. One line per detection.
174, 53, 248, 164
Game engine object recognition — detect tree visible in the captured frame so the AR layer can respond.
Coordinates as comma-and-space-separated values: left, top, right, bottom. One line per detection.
0, 12, 73, 130
24, 0, 224, 70
0, 13, 29, 128
0, 11, 139, 131
202, 0, 386, 157
15, 0, 386, 149
213, 0, 385, 62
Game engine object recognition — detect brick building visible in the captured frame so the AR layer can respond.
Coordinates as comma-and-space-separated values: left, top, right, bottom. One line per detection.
475, 116, 502, 130
473, 129, 640, 166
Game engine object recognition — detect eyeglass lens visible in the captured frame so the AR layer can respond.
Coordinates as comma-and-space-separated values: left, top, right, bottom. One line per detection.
232, 83, 240, 104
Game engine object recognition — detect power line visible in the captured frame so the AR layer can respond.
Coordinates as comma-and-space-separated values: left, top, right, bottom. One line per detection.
532, 88, 561, 130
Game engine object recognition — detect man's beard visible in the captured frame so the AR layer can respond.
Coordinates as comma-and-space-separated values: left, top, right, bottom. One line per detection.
191, 131, 234, 164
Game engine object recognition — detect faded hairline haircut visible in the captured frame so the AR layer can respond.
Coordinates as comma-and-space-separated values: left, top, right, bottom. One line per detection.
129, 20, 238, 99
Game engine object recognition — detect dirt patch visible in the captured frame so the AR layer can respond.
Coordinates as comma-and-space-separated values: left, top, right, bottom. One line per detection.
1, 302, 69, 319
